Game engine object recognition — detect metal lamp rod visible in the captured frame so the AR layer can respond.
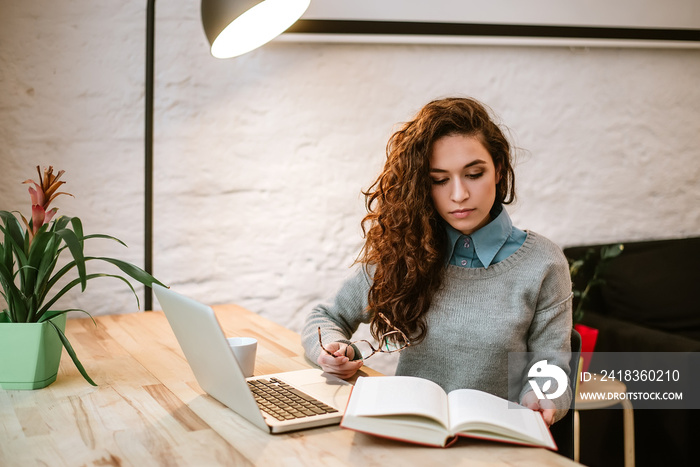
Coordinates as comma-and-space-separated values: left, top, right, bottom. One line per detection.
145, 0, 155, 311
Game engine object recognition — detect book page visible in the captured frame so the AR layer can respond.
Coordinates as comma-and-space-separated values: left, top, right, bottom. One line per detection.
446, 389, 549, 444
347, 376, 449, 426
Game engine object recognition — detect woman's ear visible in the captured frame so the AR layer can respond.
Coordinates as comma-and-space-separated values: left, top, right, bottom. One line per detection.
495, 163, 502, 184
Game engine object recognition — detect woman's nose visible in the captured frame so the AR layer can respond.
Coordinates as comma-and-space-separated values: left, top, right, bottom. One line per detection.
451, 180, 470, 202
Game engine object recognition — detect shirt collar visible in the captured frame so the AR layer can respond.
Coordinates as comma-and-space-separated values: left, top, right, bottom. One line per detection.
444, 205, 514, 268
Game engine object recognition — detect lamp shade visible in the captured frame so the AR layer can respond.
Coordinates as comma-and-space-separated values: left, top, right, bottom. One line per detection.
201, 0, 310, 58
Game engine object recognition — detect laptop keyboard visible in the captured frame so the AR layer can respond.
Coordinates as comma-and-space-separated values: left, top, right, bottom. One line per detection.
248, 377, 339, 421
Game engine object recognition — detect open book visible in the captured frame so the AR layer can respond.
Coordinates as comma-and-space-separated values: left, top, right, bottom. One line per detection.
341, 376, 556, 449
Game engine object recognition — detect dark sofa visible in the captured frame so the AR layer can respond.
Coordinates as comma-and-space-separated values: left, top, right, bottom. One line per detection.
563, 236, 700, 467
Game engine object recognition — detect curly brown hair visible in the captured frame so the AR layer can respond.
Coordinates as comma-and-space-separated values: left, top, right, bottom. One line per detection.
358, 97, 516, 344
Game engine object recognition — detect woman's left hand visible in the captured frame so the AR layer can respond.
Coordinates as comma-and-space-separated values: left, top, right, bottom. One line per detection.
521, 391, 556, 426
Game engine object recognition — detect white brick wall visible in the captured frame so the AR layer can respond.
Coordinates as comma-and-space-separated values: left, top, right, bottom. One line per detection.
2, 2, 699, 372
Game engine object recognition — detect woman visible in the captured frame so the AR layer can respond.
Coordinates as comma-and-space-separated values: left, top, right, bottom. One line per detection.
301, 97, 572, 424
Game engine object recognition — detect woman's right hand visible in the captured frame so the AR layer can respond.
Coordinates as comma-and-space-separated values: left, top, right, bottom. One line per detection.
316, 341, 364, 379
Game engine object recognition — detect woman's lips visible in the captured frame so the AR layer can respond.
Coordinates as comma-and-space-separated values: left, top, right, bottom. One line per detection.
450, 208, 474, 219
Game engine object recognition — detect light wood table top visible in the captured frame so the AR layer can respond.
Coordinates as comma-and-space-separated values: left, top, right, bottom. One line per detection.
1, 305, 578, 466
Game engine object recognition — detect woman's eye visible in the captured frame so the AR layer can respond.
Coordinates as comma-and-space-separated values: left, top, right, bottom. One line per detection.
466, 172, 484, 180
431, 178, 448, 185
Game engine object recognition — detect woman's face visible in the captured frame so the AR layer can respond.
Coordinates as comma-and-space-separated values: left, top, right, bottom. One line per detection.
429, 134, 499, 235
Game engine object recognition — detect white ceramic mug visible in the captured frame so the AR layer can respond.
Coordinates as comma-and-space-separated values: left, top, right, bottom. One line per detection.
227, 337, 257, 378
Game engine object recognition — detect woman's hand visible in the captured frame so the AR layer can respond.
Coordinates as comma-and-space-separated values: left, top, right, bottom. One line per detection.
521, 391, 556, 426
316, 341, 364, 379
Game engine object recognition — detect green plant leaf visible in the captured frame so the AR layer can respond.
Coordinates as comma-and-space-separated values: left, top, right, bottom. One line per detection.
0, 219, 29, 268
51, 215, 71, 232
90, 256, 166, 288
55, 227, 87, 292
46, 318, 97, 386
38, 272, 141, 316
0, 211, 26, 250
568, 258, 584, 277
34, 235, 61, 299
37, 273, 99, 317
42, 260, 78, 301
70, 217, 84, 244
0, 260, 27, 322
83, 233, 128, 248
601, 243, 624, 260
23, 229, 55, 297
40, 308, 96, 327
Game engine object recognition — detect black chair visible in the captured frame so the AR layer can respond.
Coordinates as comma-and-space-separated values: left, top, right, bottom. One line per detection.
550, 328, 582, 459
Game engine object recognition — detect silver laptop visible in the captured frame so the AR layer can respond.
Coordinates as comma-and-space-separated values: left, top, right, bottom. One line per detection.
153, 284, 352, 433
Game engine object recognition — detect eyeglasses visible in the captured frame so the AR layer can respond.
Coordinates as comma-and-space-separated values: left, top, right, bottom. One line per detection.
317, 312, 411, 361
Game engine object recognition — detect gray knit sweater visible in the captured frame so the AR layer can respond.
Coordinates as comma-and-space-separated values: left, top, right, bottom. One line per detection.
301, 231, 573, 420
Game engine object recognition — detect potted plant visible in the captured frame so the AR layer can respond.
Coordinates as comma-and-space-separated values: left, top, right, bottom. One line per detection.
568, 243, 624, 374
0, 166, 165, 389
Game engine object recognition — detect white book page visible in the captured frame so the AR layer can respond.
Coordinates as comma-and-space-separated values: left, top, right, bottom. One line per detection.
348, 376, 449, 426
447, 389, 548, 442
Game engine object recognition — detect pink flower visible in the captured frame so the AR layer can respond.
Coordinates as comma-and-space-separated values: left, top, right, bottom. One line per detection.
21, 166, 73, 243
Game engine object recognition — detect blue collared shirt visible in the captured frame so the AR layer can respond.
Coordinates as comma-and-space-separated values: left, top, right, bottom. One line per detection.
445, 205, 527, 269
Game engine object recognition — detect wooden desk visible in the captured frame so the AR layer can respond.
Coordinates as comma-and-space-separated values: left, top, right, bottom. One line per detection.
1, 305, 578, 466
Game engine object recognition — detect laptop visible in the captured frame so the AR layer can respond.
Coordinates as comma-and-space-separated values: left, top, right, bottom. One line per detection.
153, 284, 353, 433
